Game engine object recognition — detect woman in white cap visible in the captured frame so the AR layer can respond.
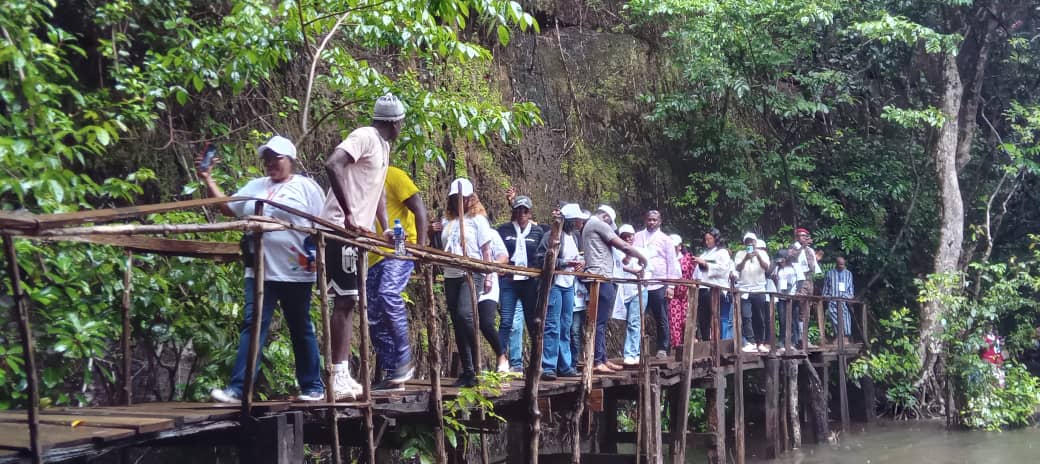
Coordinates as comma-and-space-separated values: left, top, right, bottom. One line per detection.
440, 178, 495, 387
197, 136, 327, 403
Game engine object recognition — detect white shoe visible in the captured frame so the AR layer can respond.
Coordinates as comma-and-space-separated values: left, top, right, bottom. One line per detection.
741, 343, 758, 353
623, 357, 639, 365
332, 364, 359, 401
210, 388, 241, 404
297, 391, 325, 402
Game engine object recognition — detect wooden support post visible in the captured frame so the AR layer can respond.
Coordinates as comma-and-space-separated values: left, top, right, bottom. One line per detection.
799, 297, 809, 352
785, 360, 801, 448
525, 218, 562, 464
637, 283, 648, 464
765, 357, 781, 458
863, 375, 877, 423
600, 386, 618, 454
650, 368, 663, 464
3, 235, 41, 464
732, 291, 745, 464
861, 302, 870, 346
672, 284, 699, 464
805, 360, 829, 444
710, 288, 721, 368
243, 201, 266, 420
121, 250, 133, 406
423, 265, 448, 463
357, 253, 376, 463
816, 300, 825, 347
242, 412, 305, 464
575, 280, 602, 460
836, 298, 850, 432
767, 294, 777, 356
783, 295, 793, 353
779, 369, 789, 453
705, 373, 726, 464
315, 234, 342, 464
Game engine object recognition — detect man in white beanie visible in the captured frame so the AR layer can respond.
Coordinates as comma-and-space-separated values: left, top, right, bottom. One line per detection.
321, 93, 406, 400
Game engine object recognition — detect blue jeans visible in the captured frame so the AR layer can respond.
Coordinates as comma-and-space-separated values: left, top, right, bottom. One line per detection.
571, 310, 586, 365
367, 259, 415, 372
499, 278, 538, 369
543, 285, 575, 375
828, 301, 852, 336
594, 283, 618, 364
229, 278, 323, 396
720, 293, 733, 340
622, 290, 647, 359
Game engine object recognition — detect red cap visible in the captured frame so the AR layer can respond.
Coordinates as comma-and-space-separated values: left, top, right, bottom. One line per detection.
795, 228, 810, 236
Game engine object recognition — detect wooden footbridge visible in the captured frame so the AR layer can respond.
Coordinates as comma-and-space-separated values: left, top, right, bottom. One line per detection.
0, 198, 873, 463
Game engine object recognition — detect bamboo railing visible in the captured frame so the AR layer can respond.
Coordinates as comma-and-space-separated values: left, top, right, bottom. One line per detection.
0, 198, 868, 464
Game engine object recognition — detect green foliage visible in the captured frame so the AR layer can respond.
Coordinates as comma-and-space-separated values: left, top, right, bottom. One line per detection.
850, 12, 961, 53
881, 106, 947, 129
959, 363, 1040, 431
849, 307, 921, 417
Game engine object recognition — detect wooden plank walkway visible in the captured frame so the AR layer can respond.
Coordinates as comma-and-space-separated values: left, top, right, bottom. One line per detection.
0, 344, 864, 463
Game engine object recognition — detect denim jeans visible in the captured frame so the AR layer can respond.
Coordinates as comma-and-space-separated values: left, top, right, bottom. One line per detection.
499, 277, 538, 369
646, 287, 670, 352
828, 301, 852, 336
367, 258, 415, 372
571, 310, 586, 365
720, 293, 733, 340
594, 282, 618, 364
778, 300, 802, 347
228, 278, 323, 396
508, 303, 524, 369
543, 285, 575, 375
622, 290, 647, 359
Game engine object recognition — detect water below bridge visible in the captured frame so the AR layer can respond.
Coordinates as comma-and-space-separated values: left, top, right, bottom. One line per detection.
739, 420, 1040, 464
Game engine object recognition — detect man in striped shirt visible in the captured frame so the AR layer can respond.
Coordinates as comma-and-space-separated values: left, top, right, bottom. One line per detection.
822, 257, 854, 336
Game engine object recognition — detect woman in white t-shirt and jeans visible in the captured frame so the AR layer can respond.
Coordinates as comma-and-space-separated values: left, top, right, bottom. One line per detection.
199, 136, 327, 403
440, 178, 494, 388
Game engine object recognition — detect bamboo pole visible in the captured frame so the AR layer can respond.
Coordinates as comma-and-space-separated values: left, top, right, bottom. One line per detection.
423, 264, 448, 464
357, 252, 376, 463
30, 220, 283, 237
525, 218, 562, 464
768, 294, 777, 356
636, 283, 647, 464
3, 235, 41, 464
121, 250, 133, 406
732, 290, 745, 464
710, 288, 720, 368
672, 283, 698, 464
837, 297, 850, 432
573, 280, 601, 463
242, 201, 266, 420
315, 233, 342, 464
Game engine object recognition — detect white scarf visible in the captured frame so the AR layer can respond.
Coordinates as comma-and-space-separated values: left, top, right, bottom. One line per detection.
511, 221, 531, 280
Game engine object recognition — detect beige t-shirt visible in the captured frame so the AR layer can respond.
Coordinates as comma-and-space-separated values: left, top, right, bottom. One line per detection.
320, 127, 390, 231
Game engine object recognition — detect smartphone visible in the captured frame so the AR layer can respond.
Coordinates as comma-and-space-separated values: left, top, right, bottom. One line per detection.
199, 143, 217, 171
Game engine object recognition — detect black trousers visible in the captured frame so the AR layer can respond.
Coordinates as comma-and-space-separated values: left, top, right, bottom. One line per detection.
646, 287, 670, 352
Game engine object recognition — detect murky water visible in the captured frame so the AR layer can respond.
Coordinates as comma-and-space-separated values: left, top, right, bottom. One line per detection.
746, 421, 1040, 464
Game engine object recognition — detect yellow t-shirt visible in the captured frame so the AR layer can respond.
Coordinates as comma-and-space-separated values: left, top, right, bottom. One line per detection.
369, 166, 419, 267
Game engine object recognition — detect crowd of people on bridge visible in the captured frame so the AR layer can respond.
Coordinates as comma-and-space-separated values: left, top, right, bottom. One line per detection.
194, 94, 858, 403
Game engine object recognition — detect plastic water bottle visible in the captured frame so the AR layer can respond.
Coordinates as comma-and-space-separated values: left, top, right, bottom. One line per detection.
393, 219, 406, 256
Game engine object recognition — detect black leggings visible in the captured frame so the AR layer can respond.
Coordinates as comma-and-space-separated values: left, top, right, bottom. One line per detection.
477, 300, 503, 357
445, 275, 491, 374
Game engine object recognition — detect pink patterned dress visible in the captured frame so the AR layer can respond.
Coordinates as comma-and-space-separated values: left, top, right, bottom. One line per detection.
669, 251, 697, 345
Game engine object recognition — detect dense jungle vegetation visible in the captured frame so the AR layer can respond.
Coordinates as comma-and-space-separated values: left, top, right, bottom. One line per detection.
1, 0, 1039, 442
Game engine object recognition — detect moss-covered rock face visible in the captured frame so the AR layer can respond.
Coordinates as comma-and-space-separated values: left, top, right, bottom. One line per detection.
478, 5, 683, 227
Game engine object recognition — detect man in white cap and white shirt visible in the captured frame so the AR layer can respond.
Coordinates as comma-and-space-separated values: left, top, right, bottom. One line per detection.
581, 205, 647, 374
734, 232, 771, 352
322, 93, 406, 400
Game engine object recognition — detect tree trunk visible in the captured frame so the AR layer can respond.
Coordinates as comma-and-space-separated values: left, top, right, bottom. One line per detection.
918, 50, 964, 382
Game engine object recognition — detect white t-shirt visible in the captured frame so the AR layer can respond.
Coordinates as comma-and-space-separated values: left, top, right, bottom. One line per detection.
613, 247, 653, 319
734, 250, 771, 293
320, 127, 390, 231
573, 281, 588, 312
480, 231, 509, 303
230, 175, 326, 282
553, 233, 580, 288
441, 215, 494, 279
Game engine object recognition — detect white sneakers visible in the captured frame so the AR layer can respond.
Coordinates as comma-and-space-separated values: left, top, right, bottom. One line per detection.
741, 343, 759, 353
210, 388, 241, 404
623, 357, 639, 365
332, 362, 363, 401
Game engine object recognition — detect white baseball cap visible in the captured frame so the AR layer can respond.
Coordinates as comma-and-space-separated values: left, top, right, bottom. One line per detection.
448, 178, 474, 196
743, 232, 758, 243
560, 203, 589, 220
256, 135, 297, 159
597, 204, 617, 224
618, 224, 636, 235
669, 234, 683, 247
